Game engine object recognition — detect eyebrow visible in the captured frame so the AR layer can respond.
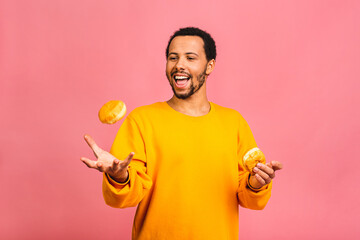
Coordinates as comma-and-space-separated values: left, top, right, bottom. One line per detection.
168, 52, 199, 56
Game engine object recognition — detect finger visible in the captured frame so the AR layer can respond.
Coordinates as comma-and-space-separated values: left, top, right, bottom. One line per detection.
256, 163, 275, 179
80, 157, 98, 169
83, 134, 102, 157
121, 152, 134, 167
270, 161, 283, 171
253, 167, 272, 184
254, 173, 266, 185
111, 158, 120, 171
96, 162, 106, 172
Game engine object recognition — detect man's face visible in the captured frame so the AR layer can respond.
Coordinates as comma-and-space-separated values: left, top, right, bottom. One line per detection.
166, 36, 212, 100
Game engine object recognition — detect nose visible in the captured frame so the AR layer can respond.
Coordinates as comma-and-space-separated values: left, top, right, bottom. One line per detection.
174, 57, 186, 70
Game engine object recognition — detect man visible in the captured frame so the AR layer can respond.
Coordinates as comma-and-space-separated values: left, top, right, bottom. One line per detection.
81, 27, 283, 240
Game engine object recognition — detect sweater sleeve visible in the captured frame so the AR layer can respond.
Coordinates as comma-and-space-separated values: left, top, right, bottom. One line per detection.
236, 114, 272, 210
102, 115, 153, 208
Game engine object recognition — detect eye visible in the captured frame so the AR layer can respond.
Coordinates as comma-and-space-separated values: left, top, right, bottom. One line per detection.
169, 56, 177, 61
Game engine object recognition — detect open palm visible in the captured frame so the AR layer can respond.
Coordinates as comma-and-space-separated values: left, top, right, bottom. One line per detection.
81, 134, 134, 182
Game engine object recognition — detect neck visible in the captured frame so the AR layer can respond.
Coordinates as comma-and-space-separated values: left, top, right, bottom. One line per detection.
167, 84, 210, 117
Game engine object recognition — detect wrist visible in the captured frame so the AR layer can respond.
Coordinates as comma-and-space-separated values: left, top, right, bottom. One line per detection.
109, 171, 129, 183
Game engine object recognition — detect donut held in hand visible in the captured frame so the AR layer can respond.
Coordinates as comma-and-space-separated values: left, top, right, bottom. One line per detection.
242, 147, 266, 172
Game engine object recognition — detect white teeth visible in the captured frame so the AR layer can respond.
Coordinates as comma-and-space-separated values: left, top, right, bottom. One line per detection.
174, 76, 189, 80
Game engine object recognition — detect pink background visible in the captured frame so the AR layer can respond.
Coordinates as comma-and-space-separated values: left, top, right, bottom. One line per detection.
1, 0, 359, 239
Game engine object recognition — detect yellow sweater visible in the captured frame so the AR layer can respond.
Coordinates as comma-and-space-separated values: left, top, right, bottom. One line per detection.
103, 102, 272, 240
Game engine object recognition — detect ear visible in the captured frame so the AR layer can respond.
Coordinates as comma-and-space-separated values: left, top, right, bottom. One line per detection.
205, 59, 215, 75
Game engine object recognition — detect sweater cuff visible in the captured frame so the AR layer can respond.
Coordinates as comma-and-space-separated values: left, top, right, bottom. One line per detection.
105, 172, 130, 187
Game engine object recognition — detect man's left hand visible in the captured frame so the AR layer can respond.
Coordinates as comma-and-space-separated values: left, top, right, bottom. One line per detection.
248, 161, 283, 189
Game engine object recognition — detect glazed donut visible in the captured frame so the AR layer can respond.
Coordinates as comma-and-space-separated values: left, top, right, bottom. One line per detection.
98, 100, 127, 124
242, 147, 266, 172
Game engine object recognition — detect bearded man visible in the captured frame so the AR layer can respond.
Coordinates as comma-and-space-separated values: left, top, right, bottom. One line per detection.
81, 27, 283, 240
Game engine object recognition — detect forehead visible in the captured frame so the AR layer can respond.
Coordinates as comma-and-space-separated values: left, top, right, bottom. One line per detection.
168, 36, 205, 55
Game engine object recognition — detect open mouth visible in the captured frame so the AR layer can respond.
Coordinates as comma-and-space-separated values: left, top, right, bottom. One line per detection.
173, 75, 190, 89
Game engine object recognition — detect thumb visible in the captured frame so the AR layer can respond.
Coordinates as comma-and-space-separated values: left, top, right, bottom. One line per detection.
122, 152, 135, 167
271, 161, 283, 171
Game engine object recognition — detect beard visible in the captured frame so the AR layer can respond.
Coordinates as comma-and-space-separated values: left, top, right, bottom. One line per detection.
167, 68, 207, 100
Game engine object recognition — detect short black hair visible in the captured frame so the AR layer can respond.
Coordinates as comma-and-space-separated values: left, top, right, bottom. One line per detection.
166, 27, 217, 61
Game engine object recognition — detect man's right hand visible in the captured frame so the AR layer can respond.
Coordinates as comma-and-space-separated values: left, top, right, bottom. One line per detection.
80, 134, 134, 183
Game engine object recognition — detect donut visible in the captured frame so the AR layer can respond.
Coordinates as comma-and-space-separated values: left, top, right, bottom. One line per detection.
242, 147, 266, 172
98, 100, 127, 124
